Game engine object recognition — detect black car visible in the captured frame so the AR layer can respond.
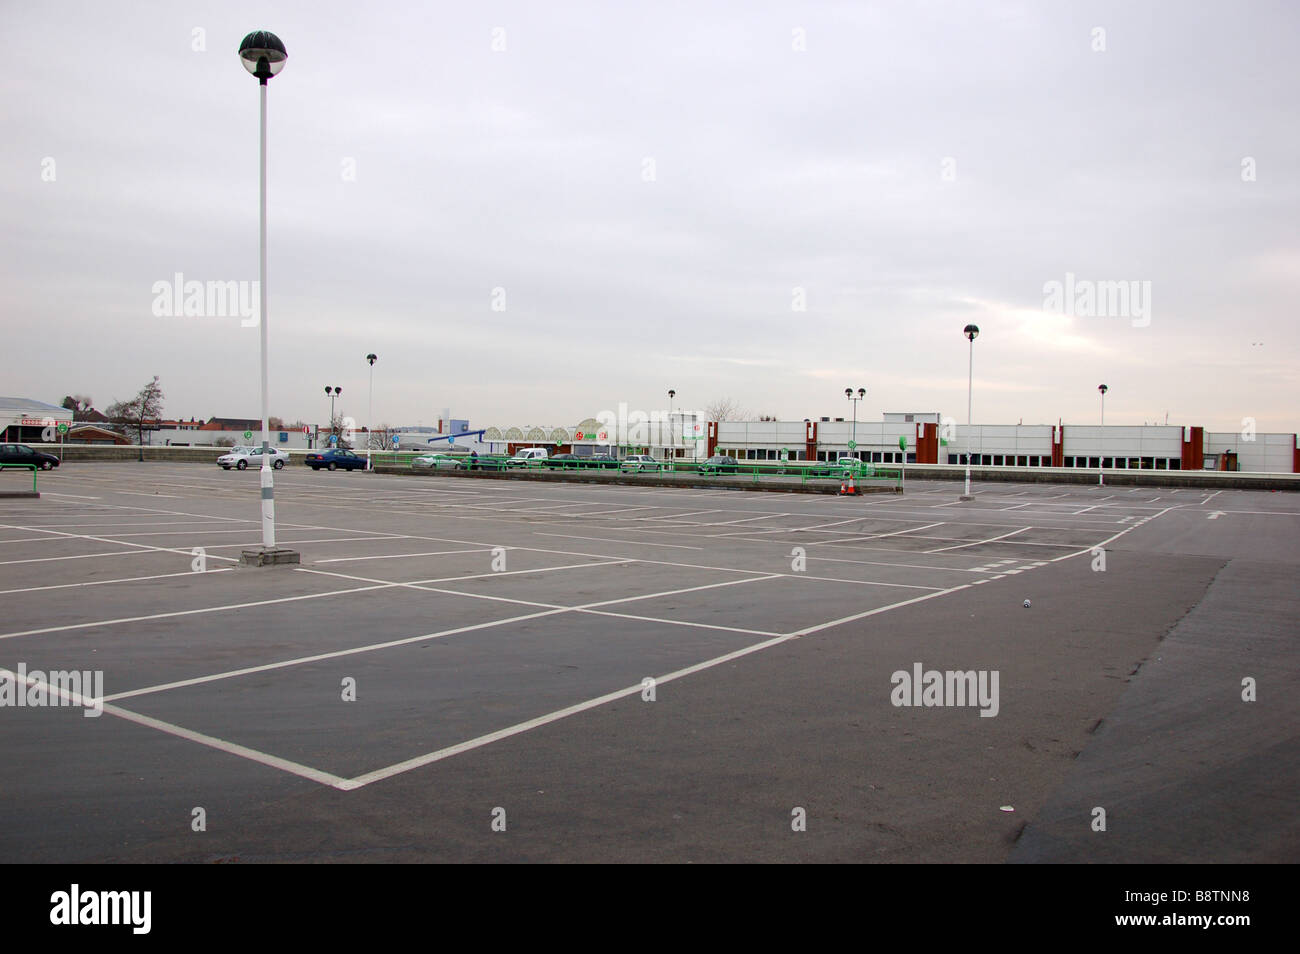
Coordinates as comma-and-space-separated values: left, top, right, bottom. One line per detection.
699, 455, 738, 474
545, 454, 583, 469
305, 449, 367, 471
0, 443, 60, 470
587, 454, 621, 469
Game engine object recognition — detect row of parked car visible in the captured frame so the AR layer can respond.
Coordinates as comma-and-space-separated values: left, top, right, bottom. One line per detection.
216, 446, 370, 471
211, 446, 875, 478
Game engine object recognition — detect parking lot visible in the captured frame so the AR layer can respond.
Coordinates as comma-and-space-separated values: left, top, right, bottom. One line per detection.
1, 463, 1295, 862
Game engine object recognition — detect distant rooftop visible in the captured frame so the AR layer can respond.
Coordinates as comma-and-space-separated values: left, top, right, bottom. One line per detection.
0, 396, 69, 413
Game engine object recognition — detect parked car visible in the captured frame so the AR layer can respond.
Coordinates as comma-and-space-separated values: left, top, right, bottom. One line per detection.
0, 443, 59, 470
412, 453, 466, 471
545, 453, 582, 469
699, 455, 739, 474
507, 448, 548, 466
588, 454, 621, 469
620, 454, 664, 472
305, 449, 367, 471
218, 447, 289, 470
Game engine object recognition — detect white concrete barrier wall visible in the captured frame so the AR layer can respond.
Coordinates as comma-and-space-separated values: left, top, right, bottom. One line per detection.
711, 422, 1295, 473
1206, 432, 1294, 473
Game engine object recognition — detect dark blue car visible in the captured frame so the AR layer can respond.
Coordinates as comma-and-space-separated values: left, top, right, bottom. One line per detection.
305, 449, 367, 471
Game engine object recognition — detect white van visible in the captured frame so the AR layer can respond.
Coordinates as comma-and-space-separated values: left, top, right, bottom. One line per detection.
507, 447, 548, 466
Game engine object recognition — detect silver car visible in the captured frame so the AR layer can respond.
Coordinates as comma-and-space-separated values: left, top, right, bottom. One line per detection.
620, 454, 664, 472
218, 447, 289, 470
412, 453, 467, 471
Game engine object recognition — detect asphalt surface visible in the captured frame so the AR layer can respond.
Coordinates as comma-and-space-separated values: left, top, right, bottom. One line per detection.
0, 463, 1295, 862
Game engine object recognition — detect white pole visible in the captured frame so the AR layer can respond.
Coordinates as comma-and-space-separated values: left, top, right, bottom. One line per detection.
1099, 391, 1105, 486
964, 339, 973, 497
258, 80, 276, 550
367, 363, 374, 471
669, 394, 674, 459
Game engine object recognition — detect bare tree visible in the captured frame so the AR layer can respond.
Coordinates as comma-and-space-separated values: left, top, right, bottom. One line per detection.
705, 397, 751, 422
329, 411, 353, 449
366, 423, 394, 451
106, 377, 164, 450
61, 395, 95, 421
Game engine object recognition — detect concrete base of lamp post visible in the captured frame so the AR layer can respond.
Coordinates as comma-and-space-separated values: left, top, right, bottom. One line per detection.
959, 494, 975, 501
240, 547, 301, 567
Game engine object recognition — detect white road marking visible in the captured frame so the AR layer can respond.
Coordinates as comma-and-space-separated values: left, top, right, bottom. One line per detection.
315, 547, 497, 564
0, 568, 236, 596
0, 581, 397, 641
924, 527, 1030, 553
533, 532, 703, 550
0, 665, 349, 788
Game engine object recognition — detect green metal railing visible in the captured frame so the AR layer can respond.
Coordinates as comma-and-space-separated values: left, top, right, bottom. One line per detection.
0, 463, 39, 492
383, 453, 903, 490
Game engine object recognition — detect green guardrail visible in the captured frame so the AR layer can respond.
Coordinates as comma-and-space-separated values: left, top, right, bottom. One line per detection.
0, 462, 39, 492
386, 453, 904, 490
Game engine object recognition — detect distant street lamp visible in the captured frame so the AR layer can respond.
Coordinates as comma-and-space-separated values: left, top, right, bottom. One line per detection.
366, 354, 378, 470
1098, 384, 1109, 486
845, 387, 865, 456
667, 389, 676, 457
325, 385, 342, 439
961, 324, 980, 500
238, 29, 291, 562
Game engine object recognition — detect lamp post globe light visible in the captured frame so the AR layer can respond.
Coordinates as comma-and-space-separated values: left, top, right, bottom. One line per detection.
238, 30, 296, 565
1098, 384, 1109, 486
845, 387, 865, 457
367, 354, 378, 470
961, 324, 980, 500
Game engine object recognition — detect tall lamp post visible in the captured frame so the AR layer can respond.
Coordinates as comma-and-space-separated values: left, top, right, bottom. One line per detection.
366, 354, 378, 470
238, 30, 295, 564
961, 324, 980, 500
845, 387, 865, 457
325, 386, 341, 439
667, 389, 676, 458
1098, 384, 1108, 486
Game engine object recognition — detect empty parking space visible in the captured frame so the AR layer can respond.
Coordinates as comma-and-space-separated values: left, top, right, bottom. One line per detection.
2, 462, 1296, 862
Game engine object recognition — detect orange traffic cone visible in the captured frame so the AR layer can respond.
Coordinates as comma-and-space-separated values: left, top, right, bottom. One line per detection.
848, 476, 857, 495
839, 480, 847, 495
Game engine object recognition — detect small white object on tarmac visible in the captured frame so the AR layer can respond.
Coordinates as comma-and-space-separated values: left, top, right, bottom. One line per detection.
1023, 599, 1031, 608
1000, 806, 1015, 813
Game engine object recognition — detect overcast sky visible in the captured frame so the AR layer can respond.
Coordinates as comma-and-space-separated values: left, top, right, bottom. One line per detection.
2, 0, 1296, 433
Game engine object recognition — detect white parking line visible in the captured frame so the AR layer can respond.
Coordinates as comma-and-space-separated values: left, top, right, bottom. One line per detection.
0, 666, 350, 789
0, 567, 237, 596
315, 547, 497, 564
534, 532, 703, 550
104, 570, 778, 705
0, 581, 398, 641
924, 527, 1030, 553
806, 521, 947, 547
